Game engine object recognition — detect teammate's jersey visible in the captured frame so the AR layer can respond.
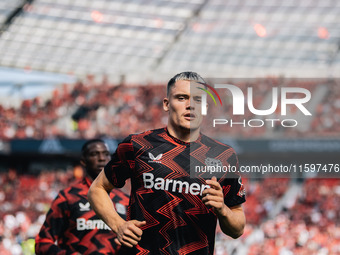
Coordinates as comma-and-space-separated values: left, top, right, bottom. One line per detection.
35, 176, 129, 255
105, 127, 246, 255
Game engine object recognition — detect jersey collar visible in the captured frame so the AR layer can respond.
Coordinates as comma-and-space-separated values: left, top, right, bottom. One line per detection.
164, 127, 202, 145
83, 176, 93, 187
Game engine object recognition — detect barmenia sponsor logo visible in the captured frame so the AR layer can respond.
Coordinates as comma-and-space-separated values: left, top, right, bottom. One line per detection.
76, 218, 111, 231
143, 173, 210, 196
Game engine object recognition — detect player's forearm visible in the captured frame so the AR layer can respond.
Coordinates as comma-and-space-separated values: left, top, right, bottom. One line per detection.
217, 205, 245, 239
88, 181, 125, 233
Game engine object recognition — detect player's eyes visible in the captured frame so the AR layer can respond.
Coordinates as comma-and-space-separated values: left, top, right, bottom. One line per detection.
178, 96, 185, 101
193, 96, 202, 103
175, 95, 190, 102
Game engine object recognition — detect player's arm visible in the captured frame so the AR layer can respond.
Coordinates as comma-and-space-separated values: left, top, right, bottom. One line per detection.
88, 170, 146, 247
35, 192, 80, 255
202, 177, 245, 239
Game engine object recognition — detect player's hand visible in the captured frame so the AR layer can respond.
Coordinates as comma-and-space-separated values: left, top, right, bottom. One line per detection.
202, 176, 225, 215
114, 220, 146, 248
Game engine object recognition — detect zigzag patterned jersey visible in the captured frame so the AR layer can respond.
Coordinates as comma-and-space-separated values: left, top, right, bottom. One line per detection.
105, 127, 246, 255
35, 177, 129, 255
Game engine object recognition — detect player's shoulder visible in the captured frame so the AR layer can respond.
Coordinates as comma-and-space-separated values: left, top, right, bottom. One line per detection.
59, 179, 85, 196
201, 134, 236, 151
129, 127, 166, 140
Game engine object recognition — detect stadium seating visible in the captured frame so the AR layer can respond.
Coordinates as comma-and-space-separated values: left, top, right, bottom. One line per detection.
0, 77, 339, 140
1, 168, 339, 254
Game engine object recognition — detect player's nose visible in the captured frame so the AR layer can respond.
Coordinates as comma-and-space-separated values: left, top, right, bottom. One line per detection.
98, 152, 106, 161
186, 100, 194, 110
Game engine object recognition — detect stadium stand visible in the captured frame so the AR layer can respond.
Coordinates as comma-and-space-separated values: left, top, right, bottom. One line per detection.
214, 178, 340, 255
0, 77, 339, 140
1, 77, 339, 254
0, 168, 77, 255
1, 0, 339, 254
1, 169, 339, 255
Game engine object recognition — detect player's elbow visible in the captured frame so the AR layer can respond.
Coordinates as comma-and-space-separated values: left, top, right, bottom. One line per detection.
229, 228, 244, 239
229, 210, 246, 239
231, 218, 246, 239
222, 220, 246, 239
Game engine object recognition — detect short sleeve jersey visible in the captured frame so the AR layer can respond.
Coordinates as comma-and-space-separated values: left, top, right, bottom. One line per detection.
35, 177, 129, 255
104, 128, 245, 255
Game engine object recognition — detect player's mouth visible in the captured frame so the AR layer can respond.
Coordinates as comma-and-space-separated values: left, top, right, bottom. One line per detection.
184, 113, 196, 121
97, 164, 107, 170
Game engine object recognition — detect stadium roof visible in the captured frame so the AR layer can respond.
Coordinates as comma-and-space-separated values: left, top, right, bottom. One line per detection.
0, 0, 339, 83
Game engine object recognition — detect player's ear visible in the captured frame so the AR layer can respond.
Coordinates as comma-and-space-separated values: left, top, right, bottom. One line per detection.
80, 156, 86, 167
163, 97, 169, 112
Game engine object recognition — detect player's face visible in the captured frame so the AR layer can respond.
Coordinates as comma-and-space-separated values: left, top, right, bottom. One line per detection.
163, 80, 205, 132
81, 142, 111, 180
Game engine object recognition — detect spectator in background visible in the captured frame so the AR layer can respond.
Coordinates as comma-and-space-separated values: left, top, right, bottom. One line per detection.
35, 139, 129, 254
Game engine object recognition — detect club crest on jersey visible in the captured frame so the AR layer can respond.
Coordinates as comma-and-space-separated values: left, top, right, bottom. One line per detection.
205, 157, 222, 167
79, 202, 91, 211
148, 152, 163, 163
237, 177, 246, 197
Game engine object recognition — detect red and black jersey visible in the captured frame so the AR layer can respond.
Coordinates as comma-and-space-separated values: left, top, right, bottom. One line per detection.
35, 176, 129, 255
105, 127, 246, 255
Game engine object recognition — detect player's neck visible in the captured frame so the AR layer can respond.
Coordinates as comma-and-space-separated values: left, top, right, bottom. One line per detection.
85, 172, 95, 182
167, 125, 200, 143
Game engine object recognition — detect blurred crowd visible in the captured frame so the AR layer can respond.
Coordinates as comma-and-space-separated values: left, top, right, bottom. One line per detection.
0, 75, 165, 140
215, 178, 340, 255
1, 168, 339, 255
0, 168, 76, 255
0, 76, 339, 140
1, 76, 339, 254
